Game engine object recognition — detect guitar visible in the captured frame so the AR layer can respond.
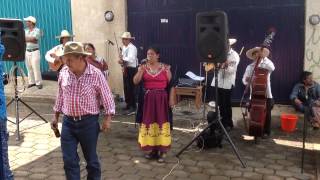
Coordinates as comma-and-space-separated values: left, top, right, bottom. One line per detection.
47, 46, 64, 71
48, 58, 63, 71
203, 63, 215, 72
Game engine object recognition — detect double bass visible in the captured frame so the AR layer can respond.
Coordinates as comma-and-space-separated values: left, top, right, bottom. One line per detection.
240, 29, 276, 139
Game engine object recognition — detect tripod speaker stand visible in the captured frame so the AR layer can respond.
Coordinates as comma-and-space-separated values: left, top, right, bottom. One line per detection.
175, 65, 246, 168
6, 62, 48, 141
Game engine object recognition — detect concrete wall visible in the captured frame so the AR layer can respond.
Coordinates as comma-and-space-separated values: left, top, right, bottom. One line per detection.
70, 0, 127, 96
305, 0, 320, 80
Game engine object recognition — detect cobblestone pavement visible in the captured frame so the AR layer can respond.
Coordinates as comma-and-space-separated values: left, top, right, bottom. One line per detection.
5, 101, 320, 180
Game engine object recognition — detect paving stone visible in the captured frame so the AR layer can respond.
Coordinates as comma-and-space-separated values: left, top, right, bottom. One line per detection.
247, 161, 265, 168
118, 166, 138, 174
119, 174, 142, 180
255, 168, 274, 175
47, 175, 66, 180
223, 170, 242, 177
28, 173, 48, 179
293, 173, 315, 180
172, 170, 189, 177
197, 160, 215, 168
242, 172, 263, 179
13, 170, 31, 177
265, 164, 284, 170
276, 170, 295, 177
263, 175, 284, 180
265, 154, 286, 160
276, 160, 294, 166
184, 166, 202, 173
135, 163, 153, 170
138, 169, 156, 178
189, 173, 210, 180
210, 176, 230, 180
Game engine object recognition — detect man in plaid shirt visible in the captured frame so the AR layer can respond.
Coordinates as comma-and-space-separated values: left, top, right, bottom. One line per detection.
51, 41, 115, 180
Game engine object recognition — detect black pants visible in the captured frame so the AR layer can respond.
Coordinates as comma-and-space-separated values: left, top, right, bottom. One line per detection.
123, 67, 137, 109
217, 88, 233, 128
264, 98, 274, 135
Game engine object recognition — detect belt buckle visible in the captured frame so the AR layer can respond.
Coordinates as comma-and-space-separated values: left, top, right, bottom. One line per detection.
73, 116, 81, 121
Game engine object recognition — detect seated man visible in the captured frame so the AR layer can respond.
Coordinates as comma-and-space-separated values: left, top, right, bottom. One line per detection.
290, 71, 320, 127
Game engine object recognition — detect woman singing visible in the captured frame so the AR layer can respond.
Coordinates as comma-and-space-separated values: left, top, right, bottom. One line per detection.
133, 47, 173, 163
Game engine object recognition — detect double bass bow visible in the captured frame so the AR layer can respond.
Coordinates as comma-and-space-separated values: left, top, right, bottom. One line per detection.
240, 28, 276, 139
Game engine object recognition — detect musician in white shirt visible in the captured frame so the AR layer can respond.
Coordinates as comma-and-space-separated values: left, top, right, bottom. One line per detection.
211, 38, 240, 130
45, 30, 73, 72
242, 47, 275, 137
118, 32, 138, 114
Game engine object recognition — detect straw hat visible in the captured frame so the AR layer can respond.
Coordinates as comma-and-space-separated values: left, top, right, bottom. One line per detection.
55, 30, 74, 39
246, 47, 270, 60
23, 16, 36, 24
229, 38, 237, 45
121, 32, 135, 39
58, 41, 91, 57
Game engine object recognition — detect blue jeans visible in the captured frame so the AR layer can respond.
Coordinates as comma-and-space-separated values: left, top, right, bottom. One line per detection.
61, 115, 101, 180
0, 121, 14, 180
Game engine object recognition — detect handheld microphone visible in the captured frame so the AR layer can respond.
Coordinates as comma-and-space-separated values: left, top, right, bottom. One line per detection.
140, 58, 148, 65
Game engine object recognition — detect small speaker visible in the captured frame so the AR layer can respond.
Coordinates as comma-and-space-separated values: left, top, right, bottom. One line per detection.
196, 11, 229, 63
0, 18, 26, 61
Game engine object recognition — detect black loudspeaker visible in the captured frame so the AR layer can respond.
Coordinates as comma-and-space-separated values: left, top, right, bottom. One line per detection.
0, 18, 26, 61
196, 11, 228, 63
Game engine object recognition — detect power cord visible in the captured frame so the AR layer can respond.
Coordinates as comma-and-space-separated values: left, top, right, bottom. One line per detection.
161, 157, 180, 180
8, 65, 27, 93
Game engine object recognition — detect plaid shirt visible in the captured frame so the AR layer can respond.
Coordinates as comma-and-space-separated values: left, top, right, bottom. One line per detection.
54, 64, 115, 116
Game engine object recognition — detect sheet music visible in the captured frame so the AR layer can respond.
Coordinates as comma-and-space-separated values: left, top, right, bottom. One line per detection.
185, 71, 205, 81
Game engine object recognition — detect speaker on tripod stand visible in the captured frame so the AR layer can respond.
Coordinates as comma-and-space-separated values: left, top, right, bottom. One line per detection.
175, 11, 246, 167
0, 18, 47, 141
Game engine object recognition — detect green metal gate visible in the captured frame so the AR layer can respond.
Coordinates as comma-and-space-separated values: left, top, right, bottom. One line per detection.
0, 0, 72, 73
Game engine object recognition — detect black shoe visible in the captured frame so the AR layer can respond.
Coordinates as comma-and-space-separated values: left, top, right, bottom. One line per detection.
27, 84, 36, 88
36, 84, 43, 89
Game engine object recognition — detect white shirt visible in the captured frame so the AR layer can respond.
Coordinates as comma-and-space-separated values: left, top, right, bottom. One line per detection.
211, 48, 240, 89
242, 57, 275, 98
45, 44, 64, 63
122, 43, 138, 68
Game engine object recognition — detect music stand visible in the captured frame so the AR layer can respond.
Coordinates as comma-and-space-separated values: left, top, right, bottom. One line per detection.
6, 61, 48, 141
175, 64, 246, 168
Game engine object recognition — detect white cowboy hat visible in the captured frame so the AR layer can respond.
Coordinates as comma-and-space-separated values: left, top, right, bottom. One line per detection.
246, 47, 270, 60
58, 41, 91, 57
121, 32, 135, 40
23, 16, 36, 24
55, 30, 74, 39
229, 38, 237, 45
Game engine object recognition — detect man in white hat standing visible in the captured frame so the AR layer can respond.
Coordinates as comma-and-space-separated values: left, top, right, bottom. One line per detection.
242, 46, 275, 137
211, 38, 240, 131
118, 32, 138, 115
51, 41, 115, 179
24, 16, 43, 89
45, 30, 74, 72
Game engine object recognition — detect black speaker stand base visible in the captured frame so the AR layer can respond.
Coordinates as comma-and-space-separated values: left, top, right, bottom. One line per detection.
175, 66, 246, 168
6, 62, 48, 141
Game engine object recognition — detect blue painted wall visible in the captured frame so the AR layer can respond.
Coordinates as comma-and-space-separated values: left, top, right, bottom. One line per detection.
0, 0, 72, 73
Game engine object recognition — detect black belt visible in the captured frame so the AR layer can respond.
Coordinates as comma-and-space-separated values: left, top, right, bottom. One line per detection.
65, 114, 97, 121
26, 48, 39, 52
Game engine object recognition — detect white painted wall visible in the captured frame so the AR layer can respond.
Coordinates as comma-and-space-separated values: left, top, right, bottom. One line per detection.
305, 0, 320, 80
70, 0, 127, 96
